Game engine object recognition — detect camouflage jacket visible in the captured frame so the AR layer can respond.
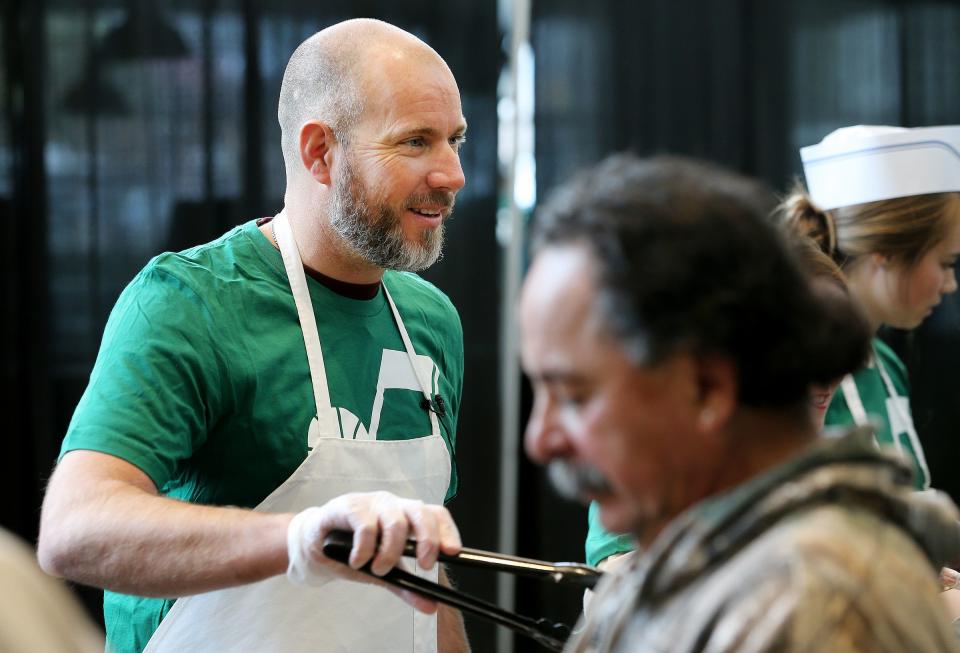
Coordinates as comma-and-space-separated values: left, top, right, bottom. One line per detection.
567, 430, 960, 653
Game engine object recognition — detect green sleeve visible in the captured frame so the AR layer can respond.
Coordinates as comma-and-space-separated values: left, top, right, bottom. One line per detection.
443, 303, 464, 503
60, 263, 228, 491
585, 501, 635, 566
445, 298, 465, 439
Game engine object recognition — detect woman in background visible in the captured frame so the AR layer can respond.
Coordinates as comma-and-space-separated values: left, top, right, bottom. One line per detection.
780, 124, 960, 490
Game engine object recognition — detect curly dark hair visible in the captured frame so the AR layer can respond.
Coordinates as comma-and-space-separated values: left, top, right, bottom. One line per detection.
531, 153, 870, 407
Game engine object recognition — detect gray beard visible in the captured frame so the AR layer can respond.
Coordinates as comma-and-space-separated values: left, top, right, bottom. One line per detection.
329, 158, 450, 272
547, 459, 612, 504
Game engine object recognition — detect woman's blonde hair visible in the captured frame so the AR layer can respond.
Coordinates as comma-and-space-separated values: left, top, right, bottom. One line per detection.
790, 235, 847, 290
777, 184, 960, 270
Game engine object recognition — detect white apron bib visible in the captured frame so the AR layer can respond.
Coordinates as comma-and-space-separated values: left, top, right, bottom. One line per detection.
839, 344, 930, 489
143, 212, 452, 652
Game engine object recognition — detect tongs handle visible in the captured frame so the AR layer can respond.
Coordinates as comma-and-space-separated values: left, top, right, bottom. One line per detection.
411, 543, 603, 590
321, 530, 596, 652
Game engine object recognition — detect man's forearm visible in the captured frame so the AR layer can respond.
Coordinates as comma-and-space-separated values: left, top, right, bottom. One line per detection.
438, 566, 470, 653
38, 451, 292, 597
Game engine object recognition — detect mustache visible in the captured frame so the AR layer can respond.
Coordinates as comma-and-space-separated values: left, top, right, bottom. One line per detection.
405, 191, 457, 215
547, 459, 612, 504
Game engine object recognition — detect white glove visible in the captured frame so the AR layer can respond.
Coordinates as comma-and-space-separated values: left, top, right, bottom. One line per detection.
286, 506, 334, 586
286, 491, 462, 594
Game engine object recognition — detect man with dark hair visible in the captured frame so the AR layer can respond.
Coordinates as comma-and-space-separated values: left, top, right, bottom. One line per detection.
522, 154, 960, 651
38, 18, 468, 653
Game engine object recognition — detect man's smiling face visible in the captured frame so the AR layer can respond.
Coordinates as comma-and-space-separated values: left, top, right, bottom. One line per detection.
331, 48, 467, 271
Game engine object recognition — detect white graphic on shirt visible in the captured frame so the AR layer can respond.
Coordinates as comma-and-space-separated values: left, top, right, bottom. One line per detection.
368, 349, 439, 440
306, 408, 366, 447
306, 348, 438, 448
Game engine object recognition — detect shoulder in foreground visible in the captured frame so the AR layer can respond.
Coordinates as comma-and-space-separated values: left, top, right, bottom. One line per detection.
668, 504, 956, 652
744, 502, 928, 578
751, 504, 952, 649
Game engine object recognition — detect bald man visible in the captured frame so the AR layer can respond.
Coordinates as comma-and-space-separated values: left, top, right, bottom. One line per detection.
38, 19, 469, 653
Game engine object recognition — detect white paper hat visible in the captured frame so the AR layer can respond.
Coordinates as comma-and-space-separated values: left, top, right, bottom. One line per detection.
800, 125, 960, 210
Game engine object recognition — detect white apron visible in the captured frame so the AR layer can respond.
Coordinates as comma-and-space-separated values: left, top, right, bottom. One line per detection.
839, 344, 930, 489
143, 212, 452, 653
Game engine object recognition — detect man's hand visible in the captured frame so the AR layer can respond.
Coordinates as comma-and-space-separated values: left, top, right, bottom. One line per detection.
286, 491, 462, 612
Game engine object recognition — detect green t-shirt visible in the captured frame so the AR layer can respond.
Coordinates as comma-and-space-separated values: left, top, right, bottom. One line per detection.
584, 502, 634, 567
824, 338, 927, 489
59, 220, 463, 653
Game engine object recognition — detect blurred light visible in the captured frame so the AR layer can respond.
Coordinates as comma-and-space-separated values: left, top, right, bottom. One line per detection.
514, 41, 536, 210
514, 152, 536, 210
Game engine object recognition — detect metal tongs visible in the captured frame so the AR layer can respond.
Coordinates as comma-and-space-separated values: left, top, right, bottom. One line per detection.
322, 530, 603, 652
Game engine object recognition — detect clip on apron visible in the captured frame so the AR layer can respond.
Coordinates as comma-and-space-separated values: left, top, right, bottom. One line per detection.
322, 530, 603, 652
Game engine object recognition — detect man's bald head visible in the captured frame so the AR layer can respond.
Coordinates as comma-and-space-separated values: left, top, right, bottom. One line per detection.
277, 19, 449, 177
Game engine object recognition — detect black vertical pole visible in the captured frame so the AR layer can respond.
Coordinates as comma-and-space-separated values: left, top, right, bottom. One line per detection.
202, 0, 215, 209
2, 0, 50, 541
242, 0, 262, 216
84, 0, 102, 355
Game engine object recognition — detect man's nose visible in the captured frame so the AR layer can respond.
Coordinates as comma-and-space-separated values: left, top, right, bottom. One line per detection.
523, 395, 570, 464
426, 146, 466, 193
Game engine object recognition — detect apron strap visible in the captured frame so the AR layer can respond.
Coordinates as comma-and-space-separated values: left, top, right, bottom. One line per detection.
840, 374, 870, 427
273, 211, 333, 420
873, 345, 930, 489
382, 282, 435, 403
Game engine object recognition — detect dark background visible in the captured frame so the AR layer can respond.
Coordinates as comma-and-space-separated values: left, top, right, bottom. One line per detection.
3, 1, 960, 652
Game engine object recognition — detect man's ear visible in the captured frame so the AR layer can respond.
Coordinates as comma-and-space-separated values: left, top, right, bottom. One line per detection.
299, 120, 337, 186
693, 354, 737, 433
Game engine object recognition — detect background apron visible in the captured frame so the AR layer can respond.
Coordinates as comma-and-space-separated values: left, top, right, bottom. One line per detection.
143, 212, 451, 652
840, 343, 930, 489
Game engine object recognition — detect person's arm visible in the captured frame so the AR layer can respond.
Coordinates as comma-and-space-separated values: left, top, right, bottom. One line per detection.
38, 450, 461, 603
38, 450, 292, 597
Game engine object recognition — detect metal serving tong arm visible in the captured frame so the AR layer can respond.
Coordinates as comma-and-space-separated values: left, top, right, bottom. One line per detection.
321, 530, 603, 652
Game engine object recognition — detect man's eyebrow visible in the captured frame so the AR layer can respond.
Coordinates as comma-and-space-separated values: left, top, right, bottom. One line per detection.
393, 123, 468, 139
